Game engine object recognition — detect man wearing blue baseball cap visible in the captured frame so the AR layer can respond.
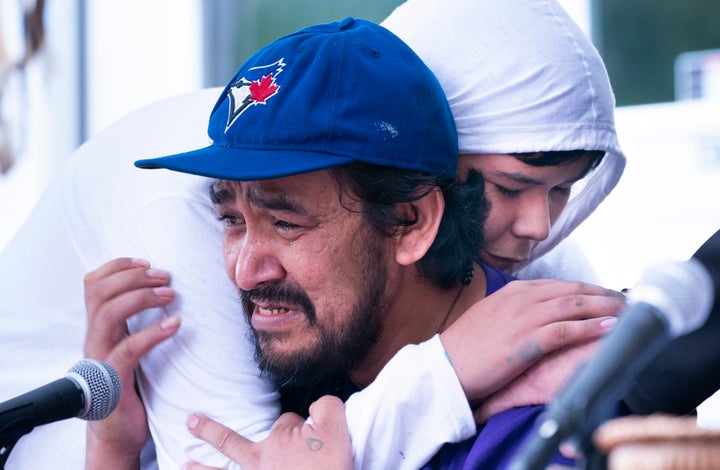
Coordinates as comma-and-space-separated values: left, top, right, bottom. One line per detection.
84, 18, 615, 469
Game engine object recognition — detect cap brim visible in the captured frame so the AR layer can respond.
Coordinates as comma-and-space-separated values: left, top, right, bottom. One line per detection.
134, 145, 355, 181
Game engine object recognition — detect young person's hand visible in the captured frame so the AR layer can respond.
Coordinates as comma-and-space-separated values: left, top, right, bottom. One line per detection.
83, 257, 179, 470
183, 396, 352, 470
441, 279, 625, 414
473, 341, 596, 422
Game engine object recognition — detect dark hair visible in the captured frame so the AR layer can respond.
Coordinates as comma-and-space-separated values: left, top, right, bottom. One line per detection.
510, 150, 605, 178
330, 163, 486, 289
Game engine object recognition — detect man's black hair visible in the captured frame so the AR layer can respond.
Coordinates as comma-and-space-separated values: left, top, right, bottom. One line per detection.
330, 163, 486, 289
511, 150, 605, 179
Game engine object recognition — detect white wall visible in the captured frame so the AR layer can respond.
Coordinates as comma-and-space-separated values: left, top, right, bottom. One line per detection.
0, 0, 203, 250
84, 0, 203, 138
0, 1, 82, 249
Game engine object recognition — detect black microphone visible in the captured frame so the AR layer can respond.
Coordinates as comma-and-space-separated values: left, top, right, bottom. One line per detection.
509, 258, 715, 470
622, 229, 720, 416
0, 359, 122, 446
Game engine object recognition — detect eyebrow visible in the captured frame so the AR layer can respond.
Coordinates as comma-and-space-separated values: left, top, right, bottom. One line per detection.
494, 170, 585, 186
209, 181, 312, 216
209, 183, 234, 205
493, 171, 544, 185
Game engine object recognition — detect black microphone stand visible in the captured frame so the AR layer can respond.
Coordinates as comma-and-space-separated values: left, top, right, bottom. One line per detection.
1, 439, 19, 469
1, 430, 31, 469
1, 408, 38, 468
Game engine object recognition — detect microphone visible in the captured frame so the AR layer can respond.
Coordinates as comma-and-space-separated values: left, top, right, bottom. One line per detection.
0, 359, 122, 445
622, 229, 720, 416
509, 258, 715, 470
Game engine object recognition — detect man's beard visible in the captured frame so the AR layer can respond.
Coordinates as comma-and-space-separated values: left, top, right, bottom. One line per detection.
240, 248, 388, 389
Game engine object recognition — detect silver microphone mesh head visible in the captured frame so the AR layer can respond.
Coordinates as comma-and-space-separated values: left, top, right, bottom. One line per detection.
629, 258, 714, 338
66, 359, 122, 420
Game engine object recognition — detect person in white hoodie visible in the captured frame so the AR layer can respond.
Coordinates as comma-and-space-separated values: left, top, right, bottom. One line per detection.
384, 0, 626, 285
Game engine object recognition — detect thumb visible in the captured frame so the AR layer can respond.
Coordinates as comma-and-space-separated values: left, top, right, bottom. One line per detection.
307, 395, 350, 436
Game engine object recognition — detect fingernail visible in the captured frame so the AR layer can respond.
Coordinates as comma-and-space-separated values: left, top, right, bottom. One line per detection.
186, 414, 199, 430
600, 316, 617, 329
153, 287, 174, 298
131, 258, 151, 267
146, 268, 170, 279
161, 316, 180, 330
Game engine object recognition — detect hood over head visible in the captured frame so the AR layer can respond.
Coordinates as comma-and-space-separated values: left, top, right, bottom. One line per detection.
382, 0, 626, 272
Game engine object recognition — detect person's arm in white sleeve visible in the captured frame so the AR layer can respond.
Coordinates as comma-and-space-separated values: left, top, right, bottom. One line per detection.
346, 334, 475, 470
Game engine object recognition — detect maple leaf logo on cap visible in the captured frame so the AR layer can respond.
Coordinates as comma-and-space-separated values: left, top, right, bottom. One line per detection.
249, 75, 279, 104
225, 59, 285, 131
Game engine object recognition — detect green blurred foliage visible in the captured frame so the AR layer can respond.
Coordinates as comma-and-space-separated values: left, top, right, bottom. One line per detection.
208, 0, 404, 81
599, 0, 720, 105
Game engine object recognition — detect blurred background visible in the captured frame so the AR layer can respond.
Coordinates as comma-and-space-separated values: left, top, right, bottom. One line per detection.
0, 0, 719, 421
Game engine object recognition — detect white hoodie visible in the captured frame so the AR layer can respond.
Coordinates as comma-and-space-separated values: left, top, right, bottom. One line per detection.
382, 0, 627, 280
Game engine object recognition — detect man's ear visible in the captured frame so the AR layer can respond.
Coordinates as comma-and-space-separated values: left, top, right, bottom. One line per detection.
394, 189, 445, 266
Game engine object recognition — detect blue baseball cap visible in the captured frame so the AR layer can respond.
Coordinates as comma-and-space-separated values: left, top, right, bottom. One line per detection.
135, 17, 458, 180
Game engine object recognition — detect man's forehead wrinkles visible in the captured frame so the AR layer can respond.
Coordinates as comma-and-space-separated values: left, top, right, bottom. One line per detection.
246, 185, 313, 215
211, 179, 320, 217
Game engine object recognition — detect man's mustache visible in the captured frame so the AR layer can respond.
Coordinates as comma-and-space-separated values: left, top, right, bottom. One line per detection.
240, 282, 317, 323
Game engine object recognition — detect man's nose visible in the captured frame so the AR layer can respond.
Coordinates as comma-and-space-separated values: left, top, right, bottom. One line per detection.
229, 235, 285, 291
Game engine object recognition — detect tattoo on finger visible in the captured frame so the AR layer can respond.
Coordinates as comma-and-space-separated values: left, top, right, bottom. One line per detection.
507, 341, 543, 364
306, 438, 324, 452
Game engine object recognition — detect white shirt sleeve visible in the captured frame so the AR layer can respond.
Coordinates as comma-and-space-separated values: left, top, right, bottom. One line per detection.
346, 334, 475, 470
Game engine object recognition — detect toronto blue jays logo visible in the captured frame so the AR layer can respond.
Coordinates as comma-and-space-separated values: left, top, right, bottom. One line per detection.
225, 58, 286, 131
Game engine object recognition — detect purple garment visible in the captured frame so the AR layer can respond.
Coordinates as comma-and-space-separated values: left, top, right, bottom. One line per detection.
481, 263, 514, 298
419, 406, 573, 469
419, 264, 574, 469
